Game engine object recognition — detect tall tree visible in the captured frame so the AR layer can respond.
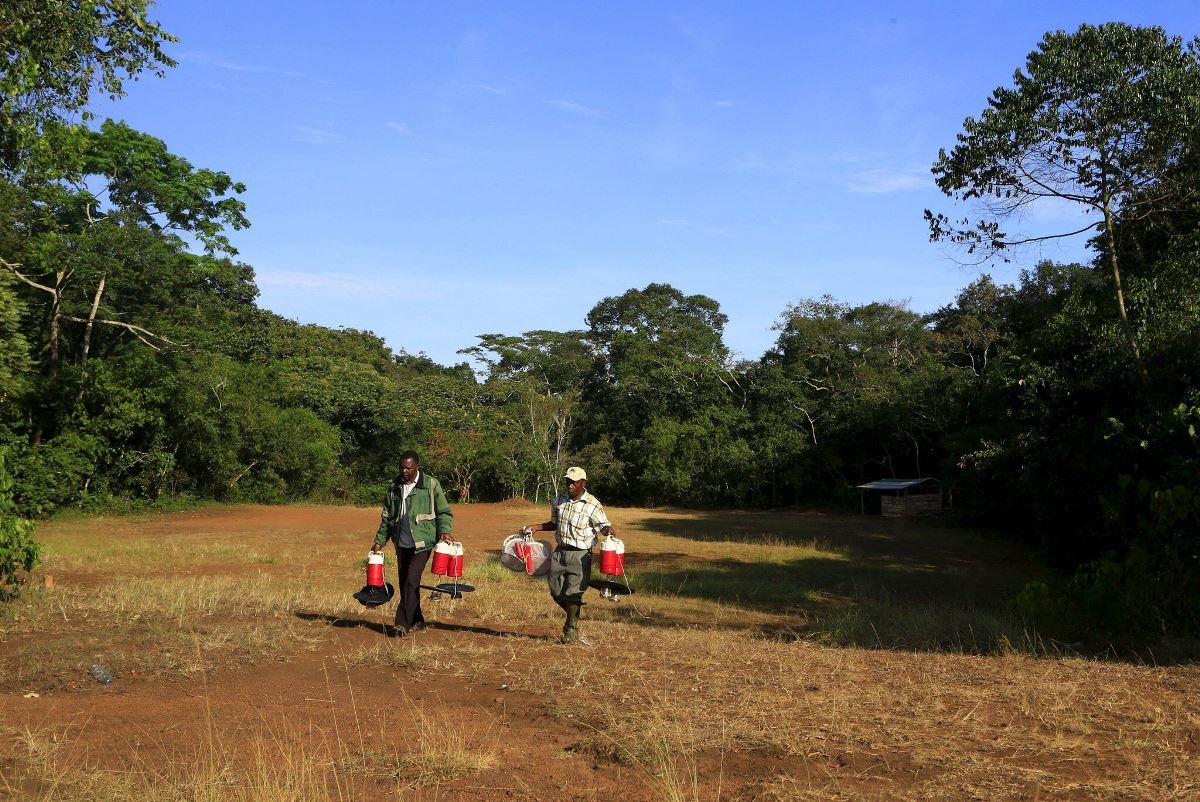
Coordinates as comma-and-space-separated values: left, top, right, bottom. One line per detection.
0, 122, 247, 443
759, 297, 952, 491
460, 330, 591, 499
0, 0, 175, 171
584, 284, 749, 503
925, 23, 1200, 384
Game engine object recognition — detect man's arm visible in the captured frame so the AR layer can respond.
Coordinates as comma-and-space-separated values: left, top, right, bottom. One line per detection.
433, 478, 454, 542
371, 492, 394, 552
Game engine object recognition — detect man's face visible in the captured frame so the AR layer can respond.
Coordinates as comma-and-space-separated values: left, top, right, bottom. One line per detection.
399, 457, 419, 484
566, 478, 585, 500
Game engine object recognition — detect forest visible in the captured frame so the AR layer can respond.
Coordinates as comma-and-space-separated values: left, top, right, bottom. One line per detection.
1, 4, 1197, 647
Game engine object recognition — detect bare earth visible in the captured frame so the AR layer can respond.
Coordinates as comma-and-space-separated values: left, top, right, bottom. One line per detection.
0, 503, 1197, 801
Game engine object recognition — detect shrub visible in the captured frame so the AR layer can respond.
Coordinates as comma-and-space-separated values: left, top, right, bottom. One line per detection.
0, 450, 40, 599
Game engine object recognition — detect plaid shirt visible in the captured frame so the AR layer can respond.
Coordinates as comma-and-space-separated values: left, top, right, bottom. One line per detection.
550, 491, 611, 548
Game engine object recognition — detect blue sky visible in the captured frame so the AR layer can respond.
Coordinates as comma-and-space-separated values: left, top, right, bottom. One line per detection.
95, 1, 1200, 367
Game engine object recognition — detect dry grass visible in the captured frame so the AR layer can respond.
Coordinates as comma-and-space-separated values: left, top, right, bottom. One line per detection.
1, 504, 1197, 801
0, 658, 498, 801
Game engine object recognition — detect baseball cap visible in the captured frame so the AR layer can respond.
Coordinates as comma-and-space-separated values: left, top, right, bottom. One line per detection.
563, 466, 587, 482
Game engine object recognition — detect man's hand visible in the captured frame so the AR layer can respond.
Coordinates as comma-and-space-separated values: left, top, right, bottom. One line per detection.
371, 542, 384, 553
439, 532, 453, 543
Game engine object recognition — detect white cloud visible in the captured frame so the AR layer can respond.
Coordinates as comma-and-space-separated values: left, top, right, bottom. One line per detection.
658, 218, 731, 236
544, 99, 607, 119
839, 167, 930, 194
257, 270, 383, 296
732, 151, 770, 172
291, 125, 342, 145
386, 121, 411, 135
1021, 195, 1101, 226
178, 51, 316, 81
214, 60, 309, 79
470, 83, 510, 95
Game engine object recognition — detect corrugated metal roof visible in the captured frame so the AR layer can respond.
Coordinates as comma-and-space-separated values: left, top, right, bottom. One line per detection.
856, 478, 938, 491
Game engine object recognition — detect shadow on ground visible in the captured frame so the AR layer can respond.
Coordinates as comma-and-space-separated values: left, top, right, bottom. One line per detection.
629, 510, 1043, 609
599, 509, 1059, 654
294, 611, 557, 642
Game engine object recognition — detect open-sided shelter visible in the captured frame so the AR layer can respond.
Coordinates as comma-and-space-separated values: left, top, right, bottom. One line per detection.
856, 478, 944, 517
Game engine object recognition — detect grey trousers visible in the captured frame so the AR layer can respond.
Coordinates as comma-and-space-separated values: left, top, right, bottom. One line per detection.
548, 547, 591, 605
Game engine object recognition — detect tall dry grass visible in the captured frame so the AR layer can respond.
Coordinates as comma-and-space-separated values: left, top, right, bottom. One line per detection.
1, 656, 499, 801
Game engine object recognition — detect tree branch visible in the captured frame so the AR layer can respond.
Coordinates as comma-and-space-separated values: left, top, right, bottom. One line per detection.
1, 259, 57, 295
61, 313, 184, 351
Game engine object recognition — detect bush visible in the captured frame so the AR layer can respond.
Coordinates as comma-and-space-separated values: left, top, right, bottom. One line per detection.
0, 450, 40, 599
5, 432, 107, 516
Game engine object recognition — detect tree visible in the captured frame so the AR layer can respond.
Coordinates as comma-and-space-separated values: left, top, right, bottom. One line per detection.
759, 297, 952, 495
0, 0, 175, 171
585, 283, 737, 411
929, 276, 1014, 421
0, 121, 248, 443
0, 274, 30, 412
583, 284, 748, 502
460, 330, 592, 499
926, 23, 1200, 384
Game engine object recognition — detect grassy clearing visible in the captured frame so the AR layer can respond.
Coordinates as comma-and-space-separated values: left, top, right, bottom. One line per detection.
2, 504, 1197, 800
0, 505, 1096, 693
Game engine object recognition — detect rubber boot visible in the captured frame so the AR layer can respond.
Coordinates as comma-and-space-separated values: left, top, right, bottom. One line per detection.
561, 602, 582, 644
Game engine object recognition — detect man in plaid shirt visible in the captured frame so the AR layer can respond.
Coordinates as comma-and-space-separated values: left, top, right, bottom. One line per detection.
522, 466, 616, 644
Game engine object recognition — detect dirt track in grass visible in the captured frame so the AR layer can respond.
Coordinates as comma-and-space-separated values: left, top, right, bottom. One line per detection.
1, 502, 1197, 800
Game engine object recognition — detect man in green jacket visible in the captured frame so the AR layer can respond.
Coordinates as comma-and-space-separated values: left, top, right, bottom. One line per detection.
371, 450, 453, 636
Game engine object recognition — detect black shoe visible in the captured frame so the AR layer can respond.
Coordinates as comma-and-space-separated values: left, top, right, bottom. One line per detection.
411, 621, 427, 632
391, 626, 408, 638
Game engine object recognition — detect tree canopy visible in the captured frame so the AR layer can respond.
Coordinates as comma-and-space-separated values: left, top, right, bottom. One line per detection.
926, 22, 1200, 381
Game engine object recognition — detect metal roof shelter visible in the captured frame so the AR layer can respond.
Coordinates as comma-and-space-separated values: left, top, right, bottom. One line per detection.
856, 479, 936, 492
856, 478, 943, 516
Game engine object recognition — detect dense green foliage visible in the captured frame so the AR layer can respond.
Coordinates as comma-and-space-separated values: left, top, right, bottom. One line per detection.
2, 12, 1198, 644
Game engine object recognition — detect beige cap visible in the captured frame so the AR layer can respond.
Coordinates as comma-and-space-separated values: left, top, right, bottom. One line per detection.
563, 466, 587, 482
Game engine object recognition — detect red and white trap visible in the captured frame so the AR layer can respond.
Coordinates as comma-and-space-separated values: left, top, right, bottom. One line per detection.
599, 534, 625, 576
501, 531, 552, 576
593, 534, 634, 602
431, 540, 465, 578
353, 551, 395, 606
422, 540, 474, 599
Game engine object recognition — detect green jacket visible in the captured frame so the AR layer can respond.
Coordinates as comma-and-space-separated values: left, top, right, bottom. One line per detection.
373, 472, 453, 551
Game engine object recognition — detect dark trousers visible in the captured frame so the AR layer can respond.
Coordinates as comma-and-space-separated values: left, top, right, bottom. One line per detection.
394, 546, 430, 630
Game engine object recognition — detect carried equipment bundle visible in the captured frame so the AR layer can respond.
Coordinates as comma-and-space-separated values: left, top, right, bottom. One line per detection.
592, 533, 634, 601
424, 539, 474, 599
501, 530, 552, 576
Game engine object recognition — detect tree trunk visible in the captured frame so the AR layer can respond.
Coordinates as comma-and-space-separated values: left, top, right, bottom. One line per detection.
46, 271, 65, 378
80, 273, 106, 370
75, 273, 107, 403
31, 271, 67, 447
1102, 200, 1150, 386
